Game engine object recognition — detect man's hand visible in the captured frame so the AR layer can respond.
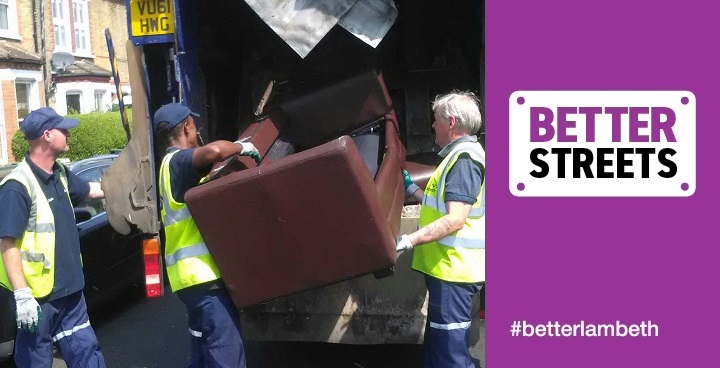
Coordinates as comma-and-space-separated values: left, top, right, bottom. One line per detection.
235, 141, 262, 164
14, 287, 41, 332
402, 170, 420, 197
396, 234, 414, 253
402, 170, 414, 189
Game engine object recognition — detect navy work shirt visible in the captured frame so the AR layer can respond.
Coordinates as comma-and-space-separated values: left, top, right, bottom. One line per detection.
439, 135, 484, 205
0, 155, 90, 301
166, 147, 208, 204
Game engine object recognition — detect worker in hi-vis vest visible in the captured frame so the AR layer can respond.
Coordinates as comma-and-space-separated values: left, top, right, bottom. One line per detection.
154, 103, 260, 368
0, 107, 106, 367
398, 91, 485, 368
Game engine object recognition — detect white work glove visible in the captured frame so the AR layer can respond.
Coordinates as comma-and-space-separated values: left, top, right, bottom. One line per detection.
234, 141, 261, 164
396, 234, 414, 253
14, 287, 41, 332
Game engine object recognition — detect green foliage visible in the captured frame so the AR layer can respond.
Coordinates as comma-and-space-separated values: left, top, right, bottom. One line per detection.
12, 110, 132, 162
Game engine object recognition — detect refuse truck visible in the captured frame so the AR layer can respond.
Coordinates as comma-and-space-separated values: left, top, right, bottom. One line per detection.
104, 0, 484, 361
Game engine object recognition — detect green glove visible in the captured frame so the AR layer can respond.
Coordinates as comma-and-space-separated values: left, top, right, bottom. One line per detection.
403, 170, 414, 189
247, 150, 261, 165
403, 169, 420, 197
235, 140, 262, 164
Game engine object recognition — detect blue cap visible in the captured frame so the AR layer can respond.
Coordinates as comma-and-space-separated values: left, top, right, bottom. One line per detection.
20, 107, 79, 140
153, 103, 199, 133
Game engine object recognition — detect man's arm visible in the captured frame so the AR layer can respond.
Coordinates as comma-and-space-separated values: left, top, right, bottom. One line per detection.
403, 170, 426, 203
191, 140, 243, 169
87, 182, 104, 200
397, 156, 482, 251
3, 236, 42, 332
406, 201, 472, 246
408, 187, 424, 203
0, 237, 28, 290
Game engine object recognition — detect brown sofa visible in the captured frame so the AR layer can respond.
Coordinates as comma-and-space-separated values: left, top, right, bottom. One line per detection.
185, 71, 406, 308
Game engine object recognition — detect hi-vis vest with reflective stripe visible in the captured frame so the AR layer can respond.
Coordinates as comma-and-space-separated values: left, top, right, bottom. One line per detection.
0, 160, 70, 298
412, 141, 485, 283
159, 149, 222, 292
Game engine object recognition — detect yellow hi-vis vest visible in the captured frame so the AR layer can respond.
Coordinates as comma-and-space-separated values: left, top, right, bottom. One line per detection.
0, 160, 70, 298
412, 141, 485, 283
159, 149, 222, 292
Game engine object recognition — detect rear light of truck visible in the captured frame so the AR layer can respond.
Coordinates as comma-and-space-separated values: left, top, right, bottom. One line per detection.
143, 238, 164, 297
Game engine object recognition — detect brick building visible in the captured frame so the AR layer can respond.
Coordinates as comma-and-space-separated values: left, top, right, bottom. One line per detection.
0, 0, 130, 163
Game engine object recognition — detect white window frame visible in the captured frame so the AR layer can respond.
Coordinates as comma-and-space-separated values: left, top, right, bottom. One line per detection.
53, 0, 72, 52
72, 0, 91, 56
0, 0, 21, 40
15, 80, 34, 123
94, 90, 105, 112
4, 69, 42, 121
66, 91, 83, 114
0, 70, 41, 163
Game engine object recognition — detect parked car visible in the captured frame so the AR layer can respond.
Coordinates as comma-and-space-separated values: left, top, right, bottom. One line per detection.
0, 288, 12, 363
0, 153, 144, 362
0, 163, 18, 181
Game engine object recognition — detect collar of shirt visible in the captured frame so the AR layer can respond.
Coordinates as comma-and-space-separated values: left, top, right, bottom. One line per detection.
24, 153, 61, 184
438, 135, 478, 158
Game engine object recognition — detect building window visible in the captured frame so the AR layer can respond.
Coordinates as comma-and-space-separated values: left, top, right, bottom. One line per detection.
53, 0, 71, 51
67, 92, 82, 114
73, 0, 90, 54
0, 0, 8, 30
0, 0, 19, 39
94, 90, 105, 112
16, 82, 32, 121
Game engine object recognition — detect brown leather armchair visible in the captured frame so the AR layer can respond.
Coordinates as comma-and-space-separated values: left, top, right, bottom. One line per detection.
186, 71, 407, 308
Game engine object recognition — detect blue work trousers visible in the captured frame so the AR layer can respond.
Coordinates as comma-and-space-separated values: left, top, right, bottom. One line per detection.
424, 275, 481, 368
177, 286, 246, 368
14, 291, 105, 368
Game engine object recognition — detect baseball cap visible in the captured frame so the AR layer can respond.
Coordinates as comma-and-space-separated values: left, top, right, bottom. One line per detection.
153, 103, 199, 133
20, 107, 79, 140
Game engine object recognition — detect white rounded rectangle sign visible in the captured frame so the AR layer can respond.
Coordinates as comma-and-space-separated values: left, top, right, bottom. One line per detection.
509, 91, 696, 197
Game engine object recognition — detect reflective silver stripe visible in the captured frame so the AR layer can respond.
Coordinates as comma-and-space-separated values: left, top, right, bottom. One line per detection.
7, 165, 39, 231
423, 193, 484, 217
436, 145, 484, 203
189, 328, 203, 337
469, 206, 484, 217
424, 143, 485, 218
32, 223, 55, 233
165, 243, 210, 267
429, 321, 472, 331
21, 251, 45, 262
438, 236, 485, 249
21, 251, 51, 269
52, 320, 91, 342
422, 193, 441, 212
8, 161, 64, 234
26, 216, 37, 232
163, 204, 191, 226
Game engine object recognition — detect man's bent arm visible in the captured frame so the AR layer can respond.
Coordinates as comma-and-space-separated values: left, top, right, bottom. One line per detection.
1, 237, 29, 290
409, 187, 424, 203
407, 201, 472, 246
88, 182, 104, 200
191, 141, 242, 169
